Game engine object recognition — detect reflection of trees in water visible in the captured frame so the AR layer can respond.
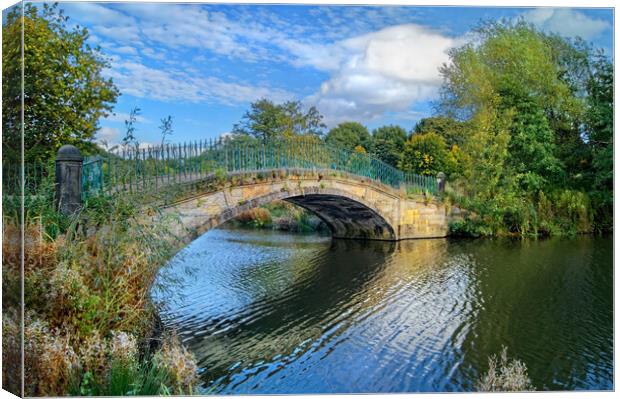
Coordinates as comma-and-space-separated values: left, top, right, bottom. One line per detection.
189, 239, 394, 386
189, 237, 454, 390
163, 234, 612, 393
226, 237, 332, 298
452, 237, 613, 391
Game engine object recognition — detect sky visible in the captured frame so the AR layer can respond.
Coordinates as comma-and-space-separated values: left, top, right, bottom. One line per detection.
11, 1, 617, 146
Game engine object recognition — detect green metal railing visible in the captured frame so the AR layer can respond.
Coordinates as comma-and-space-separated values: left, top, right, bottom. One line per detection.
1, 137, 438, 202
82, 155, 104, 200
2, 162, 49, 197
83, 137, 437, 199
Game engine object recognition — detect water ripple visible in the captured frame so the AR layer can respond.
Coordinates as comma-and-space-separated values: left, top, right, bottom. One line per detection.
152, 230, 613, 393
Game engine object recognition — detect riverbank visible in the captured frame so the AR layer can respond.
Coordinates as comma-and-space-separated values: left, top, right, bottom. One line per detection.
228, 194, 608, 240
228, 200, 329, 234
2, 191, 200, 396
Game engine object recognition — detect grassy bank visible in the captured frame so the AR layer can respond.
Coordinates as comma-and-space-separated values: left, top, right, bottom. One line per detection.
2, 179, 200, 396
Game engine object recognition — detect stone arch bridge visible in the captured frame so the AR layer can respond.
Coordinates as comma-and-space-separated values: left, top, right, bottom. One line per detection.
162, 169, 450, 243
54, 141, 454, 242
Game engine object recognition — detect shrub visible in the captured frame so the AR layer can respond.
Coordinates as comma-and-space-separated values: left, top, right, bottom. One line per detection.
3, 190, 200, 396
2, 309, 21, 393
477, 346, 535, 392
236, 207, 273, 228
69, 330, 197, 396
449, 217, 493, 237
7, 312, 80, 397
154, 333, 200, 395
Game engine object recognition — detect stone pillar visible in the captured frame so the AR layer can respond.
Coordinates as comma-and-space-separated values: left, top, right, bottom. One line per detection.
436, 172, 446, 193
55, 145, 83, 215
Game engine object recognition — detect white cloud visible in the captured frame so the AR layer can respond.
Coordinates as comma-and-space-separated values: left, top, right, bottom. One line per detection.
97, 126, 121, 143
523, 8, 610, 40
66, 3, 135, 26
137, 141, 157, 150
65, 3, 142, 42
105, 60, 293, 105
64, 3, 297, 106
66, 4, 459, 126
93, 25, 141, 43
66, 3, 453, 114
69, 3, 407, 70
306, 24, 460, 125
140, 47, 166, 61
114, 46, 139, 56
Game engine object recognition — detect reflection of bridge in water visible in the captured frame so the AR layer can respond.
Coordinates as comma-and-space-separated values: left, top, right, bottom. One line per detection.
57, 138, 452, 241
158, 233, 455, 392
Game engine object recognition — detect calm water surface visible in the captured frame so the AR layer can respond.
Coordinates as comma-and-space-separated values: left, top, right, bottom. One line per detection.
153, 229, 613, 393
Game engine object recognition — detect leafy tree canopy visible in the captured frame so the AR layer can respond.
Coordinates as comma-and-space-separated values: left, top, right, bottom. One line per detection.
399, 132, 449, 176
325, 122, 371, 152
438, 19, 612, 234
232, 98, 325, 142
584, 53, 613, 229
370, 125, 407, 167
2, 2, 119, 163
413, 117, 470, 147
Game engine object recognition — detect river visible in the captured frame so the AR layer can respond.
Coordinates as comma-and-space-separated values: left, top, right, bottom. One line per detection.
152, 228, 613, 393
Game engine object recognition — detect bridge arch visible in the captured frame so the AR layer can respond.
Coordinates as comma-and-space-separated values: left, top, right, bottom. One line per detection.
167, 177, 398, 243
159, 169, 449, 244
285, 192, 396, 240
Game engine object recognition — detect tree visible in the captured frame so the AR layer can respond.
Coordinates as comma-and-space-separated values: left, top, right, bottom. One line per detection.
586, 53, 613, 190
413, 117, 470, 147
370, 125, 407, 167
2, 3, 119, 163
440, 22, 569, 192
232, 99, 325, 142
507, 97, 564, 193
438, 19, 605, 235
399, 132, 449, 176
584, 53, 613, 230
325, 122, 371, 152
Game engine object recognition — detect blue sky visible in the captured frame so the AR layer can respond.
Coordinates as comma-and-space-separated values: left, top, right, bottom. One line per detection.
28, 2, 616, 146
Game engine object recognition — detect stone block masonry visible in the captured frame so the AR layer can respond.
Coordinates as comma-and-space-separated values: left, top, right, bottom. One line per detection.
161, 169, 450, 243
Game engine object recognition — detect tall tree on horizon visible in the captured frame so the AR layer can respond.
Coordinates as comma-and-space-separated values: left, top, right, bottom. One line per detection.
325, 122, 371, 153
370, 125, 407, 167
232, 98, 325, 142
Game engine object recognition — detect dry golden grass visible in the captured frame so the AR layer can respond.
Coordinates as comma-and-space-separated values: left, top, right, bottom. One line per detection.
155, 332, 200, 395
236, 207, 272, 226
2, 202, 200, 395
0, 311, 80, 396
1, 309, 21, 394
